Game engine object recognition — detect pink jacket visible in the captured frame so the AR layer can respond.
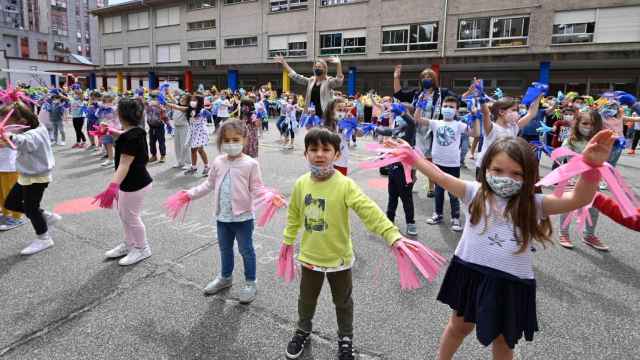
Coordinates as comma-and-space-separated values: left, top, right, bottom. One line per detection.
187, 154, 263, 216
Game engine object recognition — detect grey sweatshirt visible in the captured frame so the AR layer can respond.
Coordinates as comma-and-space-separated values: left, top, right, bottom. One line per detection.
11, 125, 55, 177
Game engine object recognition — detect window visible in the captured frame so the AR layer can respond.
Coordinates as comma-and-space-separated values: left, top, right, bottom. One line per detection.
20, 37, 29, 58
320, 30, 366, 55
270, 0, 307, 12
128, 11, 149, 30
187, 0, 215, 10
187, 40, 216, 50
268, 34, 307, 57
382, 23, 437, 52
156, 7, 180, 27
103, 15, 122, 33
223, 0, 255, 4
37, 40, 48, 56
457, 16, 529, 49
552, 23, 595, 44
128, 46, 149, 64
187, 20, 215, 31
156, 44, 181, 63
189, 59, 216, 67
596, 6, 640, 43
224, 36, 257, 48
320, 0, 364, 6
54, 41, 65, 51
104, 48, 123, 65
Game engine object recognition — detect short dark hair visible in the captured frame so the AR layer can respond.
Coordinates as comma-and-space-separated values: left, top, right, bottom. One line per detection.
0, 102, 39, 129
117, 97, 144, 127
304, 128, 341, 153
442, 96, 459, 108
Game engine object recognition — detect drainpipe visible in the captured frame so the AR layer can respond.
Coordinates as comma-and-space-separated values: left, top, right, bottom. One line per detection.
440, 0, 448, 60
312, 0, 317, 61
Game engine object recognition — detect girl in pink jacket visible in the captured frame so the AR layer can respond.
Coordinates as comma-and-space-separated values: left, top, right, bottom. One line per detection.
181, 120, 269, 304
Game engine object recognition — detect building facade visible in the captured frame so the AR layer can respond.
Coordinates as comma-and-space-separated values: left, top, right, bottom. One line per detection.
90, 0, 640, 96
1, 0, 101, 66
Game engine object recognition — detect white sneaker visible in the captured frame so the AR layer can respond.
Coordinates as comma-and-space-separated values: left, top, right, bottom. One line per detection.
100, 160, 114, 167
58, 141, 66, 146
118, 246, 151, 266
105, 243, 128, 258
599, 181, 608, 191
239, 281, 257, 304
203, 275, 233, 295
21, 237, 54, 255
451, 218, 463, 232
43, 211, 62, 227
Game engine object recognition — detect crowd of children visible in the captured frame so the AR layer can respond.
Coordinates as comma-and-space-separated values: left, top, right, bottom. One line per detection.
1, 62, 639, 360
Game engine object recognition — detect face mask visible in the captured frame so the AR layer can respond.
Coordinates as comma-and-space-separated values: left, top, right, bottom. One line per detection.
190, 101, 197, 108
578, 126, 592, 137
221, 143, 244, 157
441, 107, 456, 120
486, 174, 523, 198
313, 68, 324, 77
335, 111, 346, 120
422, 79, 432, 89
309, 162, 335, 179
563, 115, 574, 122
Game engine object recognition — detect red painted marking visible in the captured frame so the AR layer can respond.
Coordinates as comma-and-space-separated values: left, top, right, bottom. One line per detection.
53, 197, 101, 215
367, 178, 388, 189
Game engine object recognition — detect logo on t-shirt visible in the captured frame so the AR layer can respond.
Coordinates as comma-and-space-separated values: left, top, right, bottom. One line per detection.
435, 125, 456, 147
303, 194, 328, 232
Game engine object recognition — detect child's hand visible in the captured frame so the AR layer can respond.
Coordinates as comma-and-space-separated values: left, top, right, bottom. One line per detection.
383, 137, 411, 149
273, 195, 287, 208
582, 129, 616, 167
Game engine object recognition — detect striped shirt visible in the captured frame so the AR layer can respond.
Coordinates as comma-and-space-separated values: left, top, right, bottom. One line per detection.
454, 182, 545, 279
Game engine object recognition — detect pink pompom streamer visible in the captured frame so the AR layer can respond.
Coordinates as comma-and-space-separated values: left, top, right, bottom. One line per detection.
92, 183, 119, 209
359, 143, 422, 184
276, 244, 296, 283
392, 238, 447, 290
537, 147, 639, 218
0, 84, 33, 105
253, 186, 286, 227
164, 191, 191, 221
0, 109, 23, 149
561, 200, 595, 235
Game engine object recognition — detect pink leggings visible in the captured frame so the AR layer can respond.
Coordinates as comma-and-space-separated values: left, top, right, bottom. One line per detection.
118, 183, 151, 249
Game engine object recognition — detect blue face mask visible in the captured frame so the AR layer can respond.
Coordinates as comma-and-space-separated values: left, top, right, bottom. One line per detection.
441, 107, 456, 120
422, 79, 433, 89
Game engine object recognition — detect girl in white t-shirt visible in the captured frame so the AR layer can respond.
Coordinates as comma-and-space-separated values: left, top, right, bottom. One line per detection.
387, 130, 615, 360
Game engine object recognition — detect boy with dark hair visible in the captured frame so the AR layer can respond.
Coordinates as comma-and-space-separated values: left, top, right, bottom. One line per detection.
283, 128, 402, 360
415, 95, 467, 232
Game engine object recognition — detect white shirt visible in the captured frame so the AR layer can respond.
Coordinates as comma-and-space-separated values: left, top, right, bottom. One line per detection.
476, 122, 519, 167
217, 99, 230, 118
455, 182, 545, 279
429, 119, 467, 167
0, 147, 17, 172
334, 131, 350, 168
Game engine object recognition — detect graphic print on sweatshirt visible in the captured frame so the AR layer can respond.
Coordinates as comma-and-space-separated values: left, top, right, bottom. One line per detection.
303, 194, 328, 232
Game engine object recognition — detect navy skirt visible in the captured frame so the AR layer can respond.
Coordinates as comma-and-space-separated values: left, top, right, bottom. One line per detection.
437, 256, 538, 349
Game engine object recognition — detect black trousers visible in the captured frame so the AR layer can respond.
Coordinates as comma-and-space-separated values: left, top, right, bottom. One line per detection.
632, 129, 640, 150
72, 117, 86, 143
4, 182, 49, 235
148, 126, 166, 156
386, 163, 415, 224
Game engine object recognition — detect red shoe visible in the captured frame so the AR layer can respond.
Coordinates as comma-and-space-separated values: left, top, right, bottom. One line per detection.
583, 235, 609, 251
72, 143, 80, 149
628, 149, 636, 155
558, 235, 574, 249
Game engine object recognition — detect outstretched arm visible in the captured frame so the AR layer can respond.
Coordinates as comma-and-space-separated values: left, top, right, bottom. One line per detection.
393, 65, 402, 94
516, 94, 543, 128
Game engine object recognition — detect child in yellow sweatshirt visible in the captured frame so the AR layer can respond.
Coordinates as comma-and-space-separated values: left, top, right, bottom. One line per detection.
282, 128, 401, 360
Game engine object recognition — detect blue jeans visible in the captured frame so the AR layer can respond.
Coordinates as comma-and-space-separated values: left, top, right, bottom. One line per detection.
460, 132, 469, 165
435, 164, 460, 219
217, 220, 256, 281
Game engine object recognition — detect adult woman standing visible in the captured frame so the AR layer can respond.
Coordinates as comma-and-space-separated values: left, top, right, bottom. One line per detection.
274, 55, 344, 119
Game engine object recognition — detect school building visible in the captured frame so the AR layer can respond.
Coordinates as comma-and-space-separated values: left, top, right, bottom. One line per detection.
81, 0, 640, 97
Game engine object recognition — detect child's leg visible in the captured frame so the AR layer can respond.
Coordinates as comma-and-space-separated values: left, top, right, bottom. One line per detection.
558, 213, 570, 236
386, 171, 400, 222
327, 269, 354, 338
437, 313, 475, 360
583, 207, 600, 238
491, 335, 514, 360
106, 144, 114, 160
0, 172, 23, 219
448, 167, 461, 219
117, 184, 151, 249
191, 148, 198, 166
297, 267, 325, 334
198, 147, 209, 166
4, 183, 49, 235
216, 221, 236, 279
399, 179, 415, 225
470, 137, 479, 158
158, 126, 167, 157
149, 129, 158, 157
434, 181, 445, 217
234, 219, 256, 281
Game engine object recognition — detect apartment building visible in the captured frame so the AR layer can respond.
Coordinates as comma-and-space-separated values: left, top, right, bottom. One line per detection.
89, 0, 640, 96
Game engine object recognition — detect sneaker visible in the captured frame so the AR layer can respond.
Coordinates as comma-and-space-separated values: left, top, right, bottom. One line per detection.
183, 167, 197, 175
558, 235, 574, 249
628, 149, 636, 155
181, 165, 190, 171
202, 167, 210, 177
159, 155, 166, 163
0, 217, 27, 231
406, 223, 417, 236
338, 336, 355, 360
43, 211, 62, 227
105, 243, 128, 258
285, 330, 310, 359
20, 236, 54, 255
238, 281, 257, 304
583, 235, 609, 251
427, 190, 435, 198
101, 154, 109, 159
599, 181, 608, 191
72, 143, 80, 149
451, 218, 463, 232
426, 214, 443, 225
118, 246, 151, 266
203, 275, 233, 295
100, 160, 114, 167
0, 215, 6, 225
287, 143, 294, 149
58, 141, 66, 146
86, 144, 95, 150
172, 163, 184, 169
149, 155, 158, 163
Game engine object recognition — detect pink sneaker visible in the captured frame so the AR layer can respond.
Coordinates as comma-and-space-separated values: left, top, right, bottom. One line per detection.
72, 143, 80, 149
583, 235, 609, 251
558, 235, 574, 249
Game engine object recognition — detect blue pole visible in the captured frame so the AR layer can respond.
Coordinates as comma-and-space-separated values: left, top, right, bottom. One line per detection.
227, 69, 238, 91
89, 72, 97, 90
348, 67, 356, 97
539, 61, 551, 85
148, 71, 157, 89
50, 75, 56, 87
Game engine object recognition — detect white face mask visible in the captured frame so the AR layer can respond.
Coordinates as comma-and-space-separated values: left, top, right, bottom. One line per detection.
221, 143, 243, 157
189, 101, 197, 108
563, 115, 574, 122
578, 126, 592, 137
441, 107, 456, 120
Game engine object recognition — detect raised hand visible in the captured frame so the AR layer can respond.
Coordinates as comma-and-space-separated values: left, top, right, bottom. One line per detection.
582, 130, 616, 167
393, 65, 402, 79
326, 56, 341, 64
273, 55, 285, 65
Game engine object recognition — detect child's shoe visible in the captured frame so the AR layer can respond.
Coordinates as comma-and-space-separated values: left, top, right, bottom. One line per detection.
105, 243, 128, 258
184, 167, 197, 175
285, 330, 310, 359
202, 166, 210, 177
43, 211, 62, 227
100, 159, 114, 167
0, 217, 26, 231
118, 245, 151, 265
203, 275, 232, 295
558, 235, 573, 249
238, 280, 257, 304
426, 213, 443, 225
149, 155, 158, 163
406, 223, 417, 236
337, 336, 355, 360
159, 155, 166, 163
451, 218, 463, 232
583, 235, 609, 251
21, 235, 54, 255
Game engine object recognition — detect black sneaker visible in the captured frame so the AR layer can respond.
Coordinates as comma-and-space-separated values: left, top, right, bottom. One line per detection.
338, 336, 354, 360
285, 330, 309, 359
